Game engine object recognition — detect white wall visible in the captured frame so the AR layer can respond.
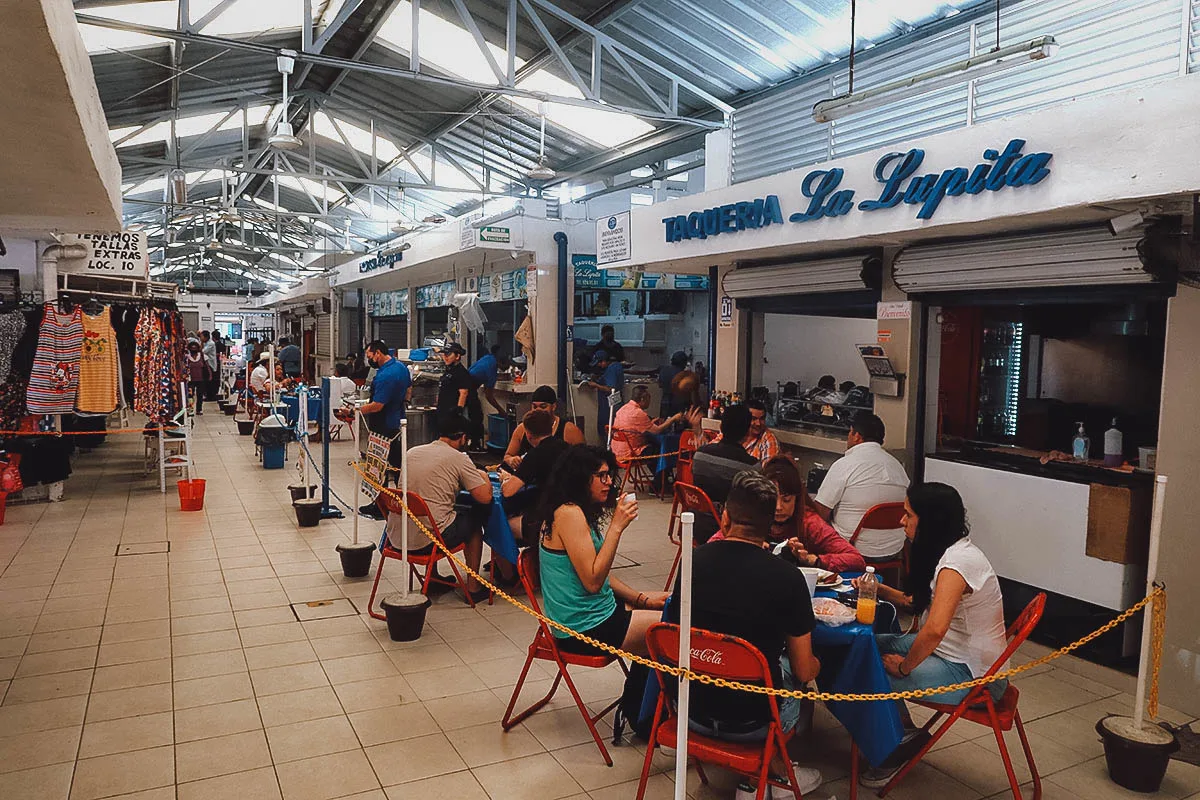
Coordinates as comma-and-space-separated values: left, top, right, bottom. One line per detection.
761, 314, 877, 390
664, 292, 709, 365
0, 237, 42, 290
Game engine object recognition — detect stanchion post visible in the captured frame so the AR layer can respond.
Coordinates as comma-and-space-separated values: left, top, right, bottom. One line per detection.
352, 406, 362, 546
674, 511, 694, 800
1134, 474, 1167, 729
606, 395, 616, 449
400, 418, 409, 599
298, 386, 310, 488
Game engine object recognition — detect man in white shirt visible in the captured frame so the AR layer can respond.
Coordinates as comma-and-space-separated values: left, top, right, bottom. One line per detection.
812, 412, 909, 559
326, 363, 358, 429
249, 353, 273, 394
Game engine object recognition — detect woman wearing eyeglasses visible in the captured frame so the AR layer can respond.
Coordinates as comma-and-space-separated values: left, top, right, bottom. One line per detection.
537, 444, 668, 657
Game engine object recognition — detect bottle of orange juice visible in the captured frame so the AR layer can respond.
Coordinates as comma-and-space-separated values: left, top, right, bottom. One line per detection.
856, 566, 878, 625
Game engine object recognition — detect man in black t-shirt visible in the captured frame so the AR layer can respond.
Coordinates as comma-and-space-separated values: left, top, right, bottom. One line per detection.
669, 470, 823, 795
500, 410, 568, 546
689, 405, 758, 543
436, 343, 479, 443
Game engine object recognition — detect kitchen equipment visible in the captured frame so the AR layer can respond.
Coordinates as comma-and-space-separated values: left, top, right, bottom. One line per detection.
1138, 446, 1157, 472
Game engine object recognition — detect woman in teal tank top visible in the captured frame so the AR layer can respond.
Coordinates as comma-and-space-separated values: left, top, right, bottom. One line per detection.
537, 445, 669, 657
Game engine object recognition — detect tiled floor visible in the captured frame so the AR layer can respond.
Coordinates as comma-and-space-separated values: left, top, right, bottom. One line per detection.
0, 411, 1198, 799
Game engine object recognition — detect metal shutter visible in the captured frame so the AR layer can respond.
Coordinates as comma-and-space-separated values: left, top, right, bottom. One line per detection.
724, 255, 873, 298
1191, 0, 1200, 73
732, 78, 831, 183
374, 317, 408, 349
314, 314, 332, 358
892, 227, 1152, 293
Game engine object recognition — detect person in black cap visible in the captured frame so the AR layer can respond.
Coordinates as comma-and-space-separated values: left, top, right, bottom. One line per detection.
437, 342, 480, 446
582, 349, 624, 438
502, 385, 585, 469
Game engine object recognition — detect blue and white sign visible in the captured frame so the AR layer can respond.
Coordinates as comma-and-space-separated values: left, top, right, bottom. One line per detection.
663, 139, 1052, 243
358, 250, 404, 273
597, 212, 631, 266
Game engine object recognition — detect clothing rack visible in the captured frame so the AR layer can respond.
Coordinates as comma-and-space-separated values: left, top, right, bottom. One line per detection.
57, 273, 178, 303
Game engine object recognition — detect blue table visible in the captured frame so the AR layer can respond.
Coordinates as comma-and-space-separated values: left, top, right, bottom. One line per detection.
646, 431, 680, 476
483, 477, 521, 566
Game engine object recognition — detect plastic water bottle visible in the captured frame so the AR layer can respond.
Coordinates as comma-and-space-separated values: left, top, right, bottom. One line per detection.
856, 566, 878, 625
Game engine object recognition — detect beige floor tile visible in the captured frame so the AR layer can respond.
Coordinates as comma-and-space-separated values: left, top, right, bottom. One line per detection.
85, 682, 174, 723
171, 612, 237, 636
365, 732, 468, 786
35, 610, 107, 634
237, 622, 307, 648
79, 710, 174, 758
257, 685, 345, 728
446, 721, 545, 769
2, 668, 93, 705
301, 617, 371, 640
92, 658, 172, 692
100, 619, 172, 645
26, 626, 103, 654
97, 637, 170, 667
244, 640, 318, 671
0, 726, 82, 774
175, 729, 273, 783
406, 666, 487, 701
882, 760, 983, 800
1048, 755, 1196, 800
265, 715, 360, 763
173, 672, 255, 710
70, 744, 175, 800
385, 643, 463, 675
521, 706, 609, 752
236, 607, 297, 628
177, 766, 283, 800
470, 752, 584, 800
251, 662, 330, 697
332, 675, 416, 714
275, 748, 381, 800
310, 633, 382, 661
0, 694, 88, 736
381, 769, 489, 800
348, 704, 440, 747
172, 629, 243, 657
0, 762, 76, 800
320, 653, 399, 685
16, 645, 98, 678
175, 698, 264, 742
423, 689, 508, 732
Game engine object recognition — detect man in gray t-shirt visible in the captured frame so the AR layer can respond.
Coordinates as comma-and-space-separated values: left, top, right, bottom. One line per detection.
277, 337, 302, 378
384, 416, 493, 601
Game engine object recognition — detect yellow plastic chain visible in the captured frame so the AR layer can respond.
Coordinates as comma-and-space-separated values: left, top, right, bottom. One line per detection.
353, 461, 1168, 706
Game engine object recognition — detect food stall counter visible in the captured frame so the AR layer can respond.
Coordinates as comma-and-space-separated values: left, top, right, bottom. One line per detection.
699, 418, 848, 456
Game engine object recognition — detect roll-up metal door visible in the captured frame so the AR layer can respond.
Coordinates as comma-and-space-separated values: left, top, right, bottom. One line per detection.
374, 317, 408, 349
724, 255, 875, 298
892, 227, 1152, 293
314, 314, 332, 358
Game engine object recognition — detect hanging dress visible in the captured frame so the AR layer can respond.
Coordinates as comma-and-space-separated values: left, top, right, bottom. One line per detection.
76, 307, 119, 414
0, 311, 27, 381
134, 309, 187, 423
26, 304, 84, 415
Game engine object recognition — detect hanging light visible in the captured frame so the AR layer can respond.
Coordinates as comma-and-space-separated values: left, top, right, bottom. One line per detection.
526, 103, 556, 182
268, 52, 303, 151
168, 168, 188, 204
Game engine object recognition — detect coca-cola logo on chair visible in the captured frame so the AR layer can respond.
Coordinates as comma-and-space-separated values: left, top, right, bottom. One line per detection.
691, 648, 724, 666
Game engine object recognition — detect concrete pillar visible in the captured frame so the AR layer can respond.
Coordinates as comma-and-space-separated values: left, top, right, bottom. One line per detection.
704, 128, 733, 192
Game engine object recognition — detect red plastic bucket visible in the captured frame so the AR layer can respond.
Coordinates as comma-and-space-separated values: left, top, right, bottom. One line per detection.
177, 479, 206, 511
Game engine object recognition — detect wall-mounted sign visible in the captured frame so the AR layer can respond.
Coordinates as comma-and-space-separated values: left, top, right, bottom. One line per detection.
478, 226, 511, 244
573, 254, 708, 291
470, 266, 527, 303
415, 279, 457, 308
367, 289, 409, 317
459, 212, 482, 251
59, 231, 148, 278
526, 265, 538, 299
663, 139, 1052, 243
597, 212, 631, 265
718, 295, 734, 328
877, 301, 912, 320
358, 250, 403, 274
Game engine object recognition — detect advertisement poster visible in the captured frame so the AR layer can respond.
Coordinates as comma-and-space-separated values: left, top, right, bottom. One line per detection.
415, 280, 457, 308
596, 212, 631, 265
367, 289, 409, 317
572, 254, 708, 291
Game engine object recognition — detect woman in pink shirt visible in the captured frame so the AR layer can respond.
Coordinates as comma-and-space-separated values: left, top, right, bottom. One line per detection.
609, 385, 686, 462
709, 455, 866, 574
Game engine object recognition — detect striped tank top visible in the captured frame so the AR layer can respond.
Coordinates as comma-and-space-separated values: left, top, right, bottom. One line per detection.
77, 307, 119, 414
27, 304, 84, 415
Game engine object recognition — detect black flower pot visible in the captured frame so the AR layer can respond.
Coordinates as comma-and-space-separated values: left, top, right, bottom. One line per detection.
336, 541, 376, 577
1096, 715, 1179, 793
293, 498, 323, 528
380, 592, 430, 641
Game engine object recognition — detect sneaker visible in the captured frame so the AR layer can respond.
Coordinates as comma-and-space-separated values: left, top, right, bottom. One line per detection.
859, 729, 928, 790
358, 502, 384, 520
735, 766, 822, 799
858, 763, 903, 790
458, 586, 491, 604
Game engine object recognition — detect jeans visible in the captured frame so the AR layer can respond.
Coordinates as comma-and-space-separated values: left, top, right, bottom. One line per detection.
687, 656, 806, 743
876, 633, 1007, 706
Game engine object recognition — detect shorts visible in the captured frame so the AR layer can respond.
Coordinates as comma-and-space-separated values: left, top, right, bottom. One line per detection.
555, 605, 632, 657
410, 501, 490, 555
687, 656, 805, 742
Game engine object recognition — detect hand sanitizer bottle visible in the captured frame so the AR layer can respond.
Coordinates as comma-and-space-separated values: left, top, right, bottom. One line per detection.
1072, 422, 1091, 463
1103, 418, 1123, 467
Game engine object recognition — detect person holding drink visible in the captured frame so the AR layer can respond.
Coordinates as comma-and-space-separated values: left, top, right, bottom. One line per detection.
853, 482, 1009, 788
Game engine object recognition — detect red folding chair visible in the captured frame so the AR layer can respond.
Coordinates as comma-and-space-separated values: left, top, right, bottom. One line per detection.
663, 482, 721, 590
609, 428, 657, 496
849, 503, 907, 581
636, 623, 804, 800
875, 593, 1047, 800
366, 490, 480, 618
501, 550, 628, 765
676, 430, 698, 486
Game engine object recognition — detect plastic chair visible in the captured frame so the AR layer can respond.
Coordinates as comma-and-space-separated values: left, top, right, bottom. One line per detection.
876, 592, 1047, 800
663, 482, 722, 591
676, 429, 698, 486
610, 428, 656, 495
501, 550, 628, 766
849, 502, 907, 578
366, 491, 480, 617
635, 623, 804, 800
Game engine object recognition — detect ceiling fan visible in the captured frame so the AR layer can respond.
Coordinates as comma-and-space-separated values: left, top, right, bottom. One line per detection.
526, 103, 556, 182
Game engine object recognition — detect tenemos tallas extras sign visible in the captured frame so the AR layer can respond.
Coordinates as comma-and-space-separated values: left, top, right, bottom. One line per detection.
662, 139, 1051, 243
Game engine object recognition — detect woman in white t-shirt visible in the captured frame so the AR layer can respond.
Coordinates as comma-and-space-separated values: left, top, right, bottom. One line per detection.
854, 482, 1009, 786
327, 363, 359, 428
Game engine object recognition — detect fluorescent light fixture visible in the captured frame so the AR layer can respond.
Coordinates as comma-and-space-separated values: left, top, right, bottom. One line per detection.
813, 35, 1058, 123
470, 204, 524, 229
1108, 210, 1145, 235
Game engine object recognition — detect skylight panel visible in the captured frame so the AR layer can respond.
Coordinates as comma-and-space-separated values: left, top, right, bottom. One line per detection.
276, 176, 346, 202
77, 2, 176, 53
311, 113, 401, 161
195, 0, 305, 36
377, 2, 516, 86
513, 71, 654, 149
110, 106, 272, 149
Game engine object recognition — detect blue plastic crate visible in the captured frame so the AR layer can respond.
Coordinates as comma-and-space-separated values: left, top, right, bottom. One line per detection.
487, 414, 512, 451
262, 444, 286, 469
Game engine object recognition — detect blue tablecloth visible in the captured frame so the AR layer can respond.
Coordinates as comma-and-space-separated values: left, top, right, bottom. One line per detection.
646, 431, 680, 475
279, 393, 322, 426
483, 478, 521, 565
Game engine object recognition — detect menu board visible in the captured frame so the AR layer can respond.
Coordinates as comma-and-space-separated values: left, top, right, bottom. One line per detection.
415, 280, 457, 309
572, 254, 708, 291
472, 266, 527, 303
367, 289, 409, 317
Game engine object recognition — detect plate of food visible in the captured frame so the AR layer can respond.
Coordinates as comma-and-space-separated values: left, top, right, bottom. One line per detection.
812, 597, 856, 627
815, 569, 843, 588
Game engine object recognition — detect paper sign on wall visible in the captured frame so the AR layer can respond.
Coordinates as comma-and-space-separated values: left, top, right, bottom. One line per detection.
877, 301, 912, 320
596, 212, 631, 266
59, 231, 148, 278
718, 295, 734, 329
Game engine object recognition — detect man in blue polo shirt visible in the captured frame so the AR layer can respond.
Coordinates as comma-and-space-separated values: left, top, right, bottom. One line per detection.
466, 344, 507, 450
358, 340, 412, 519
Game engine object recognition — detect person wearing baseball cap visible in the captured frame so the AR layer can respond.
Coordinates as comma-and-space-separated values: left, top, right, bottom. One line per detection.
436, 342, 478, 445
502, 385, 585, 470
